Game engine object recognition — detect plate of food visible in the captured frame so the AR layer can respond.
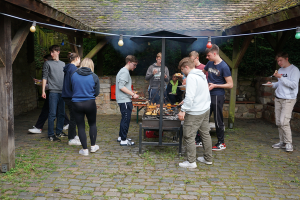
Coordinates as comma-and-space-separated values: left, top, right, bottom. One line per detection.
262, 83, 273, 86
174, 73, 182, 77
178, 85, 186, 91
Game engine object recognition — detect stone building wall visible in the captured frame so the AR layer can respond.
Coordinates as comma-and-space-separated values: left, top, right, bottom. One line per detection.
95, 76, 263, 118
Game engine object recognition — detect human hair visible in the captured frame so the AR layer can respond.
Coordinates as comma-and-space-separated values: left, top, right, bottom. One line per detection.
178, 57, 195, 70
156, 52, 162, 59
189, 51, 199, 58
49, 45, 60, 52
43, 54, 52, 60
275, 52, 289, 60
205, 44, 219, 55
80, 58, 94, 72
67, 52, 79, 62
125, 55, 138, 63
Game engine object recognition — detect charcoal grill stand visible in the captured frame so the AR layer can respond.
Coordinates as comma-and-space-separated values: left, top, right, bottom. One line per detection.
138, 122, 182, 155
130, 31, 196, 154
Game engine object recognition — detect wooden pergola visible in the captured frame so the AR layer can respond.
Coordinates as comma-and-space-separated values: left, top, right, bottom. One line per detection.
1, 0, 300, 172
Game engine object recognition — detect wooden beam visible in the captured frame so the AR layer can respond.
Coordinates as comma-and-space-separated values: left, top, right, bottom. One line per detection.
67, 35, 79, 55
0, 15, 15, 172
11, 22, 31, 63
0, 47, 5, 67
5, 0, 91, 31
234, 35, 253, 68
84, 40, 107, 59
228, 38, 239, 129
226, 5, 300, 35
219, 49, 233, 68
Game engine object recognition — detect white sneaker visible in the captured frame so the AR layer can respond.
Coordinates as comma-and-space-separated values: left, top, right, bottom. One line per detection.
74, 136, 80, 141
179, 161, 197, 168
197, 157, 212, 165
63, 124, 69, 130
117, 137, 121, 142
79, 149, 89, 156
285, 143, 293, 152
120, 139, 135, 146
28, 126, 42, 134
68, 139, 81, 146
91, 145, 99, 153
272, 142, 286, 149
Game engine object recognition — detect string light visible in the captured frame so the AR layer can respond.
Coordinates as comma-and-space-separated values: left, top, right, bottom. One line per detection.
30, 21, 36, 32
118, 34, 124, 46
295, 27, 300, 39
206, 36, 212, 48
1, 12, 299, 40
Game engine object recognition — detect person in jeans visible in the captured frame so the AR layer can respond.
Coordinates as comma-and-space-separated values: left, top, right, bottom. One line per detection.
267, 52, 300, 152
116, 55, 139, 146
62, 52, 81, 146
203, 44, 233, 151
177, 57, 212, 168
145, 52, 169, 104
42, 45, 66, 142
71, 58, 100, 156
28, 54, 69, 134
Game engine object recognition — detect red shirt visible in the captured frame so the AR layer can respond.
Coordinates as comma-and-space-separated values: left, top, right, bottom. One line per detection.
196, 63, 208, 79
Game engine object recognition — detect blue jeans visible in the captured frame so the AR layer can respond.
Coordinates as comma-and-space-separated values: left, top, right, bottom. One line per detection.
149, 88, 167, 104
118, 102, 133, 141
48, 92, 65, 137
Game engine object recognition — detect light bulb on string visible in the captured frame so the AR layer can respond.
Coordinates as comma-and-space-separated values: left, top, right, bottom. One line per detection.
118, 34, 124, 46
206, 36, 212, 48
30, 21, 36, 32
61, 39, 64, 46
295, 27, 300, 39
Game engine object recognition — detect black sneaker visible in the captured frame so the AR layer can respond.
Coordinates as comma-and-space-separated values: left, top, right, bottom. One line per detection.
48, 135, 61, 142
56, 132, 68, 138
212, 142, 226, 151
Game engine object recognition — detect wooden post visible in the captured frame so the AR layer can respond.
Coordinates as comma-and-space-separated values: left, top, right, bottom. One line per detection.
228, 38, 239, 129
67, 35, 79, 55
0, 15, 15, 172
77, 37, 83, 58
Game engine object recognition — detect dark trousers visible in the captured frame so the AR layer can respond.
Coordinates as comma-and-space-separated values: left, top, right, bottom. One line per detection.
167, 94, 182, 104
48, 92, 65, 137
118, 102, 133, 141
63, 98, 77, 140
73, 99, 97, 149
210, 95, 225, 143
35, 91, 69, 129
149, 88, 167, 104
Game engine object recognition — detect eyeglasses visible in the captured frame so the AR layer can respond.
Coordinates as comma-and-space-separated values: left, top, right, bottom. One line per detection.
131, 63, 137, 67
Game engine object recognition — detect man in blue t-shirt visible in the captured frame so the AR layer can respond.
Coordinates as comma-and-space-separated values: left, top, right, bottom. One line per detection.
203, 44, 233, 151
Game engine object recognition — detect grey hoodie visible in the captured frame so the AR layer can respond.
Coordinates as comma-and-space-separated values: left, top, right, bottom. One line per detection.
145, 63, 169, 89
181, 69, 211, 115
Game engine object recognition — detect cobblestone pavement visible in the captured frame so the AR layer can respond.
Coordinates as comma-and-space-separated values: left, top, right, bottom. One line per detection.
1, 109, 300, 200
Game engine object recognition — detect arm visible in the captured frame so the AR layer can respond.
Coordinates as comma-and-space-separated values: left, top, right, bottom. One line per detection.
180, 76, 196, 112
41, 61, 49, 99
93, 74, 100, 97
120, 87, 139, 99
202, 69, 207, 74
164, 67, 170, 83
145, 66, 154, 80
276, 68, 300, 89
209, 76, 233, 91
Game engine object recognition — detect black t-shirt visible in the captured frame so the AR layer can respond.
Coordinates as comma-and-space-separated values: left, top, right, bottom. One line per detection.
204, 61, 231, 95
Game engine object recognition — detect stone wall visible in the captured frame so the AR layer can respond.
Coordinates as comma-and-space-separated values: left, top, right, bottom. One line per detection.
224, 77, 257, 102
95, 76, 263, 118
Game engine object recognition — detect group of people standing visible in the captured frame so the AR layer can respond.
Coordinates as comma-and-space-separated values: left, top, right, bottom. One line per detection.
29, 45, 100, 156
29, 43, 299, 161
